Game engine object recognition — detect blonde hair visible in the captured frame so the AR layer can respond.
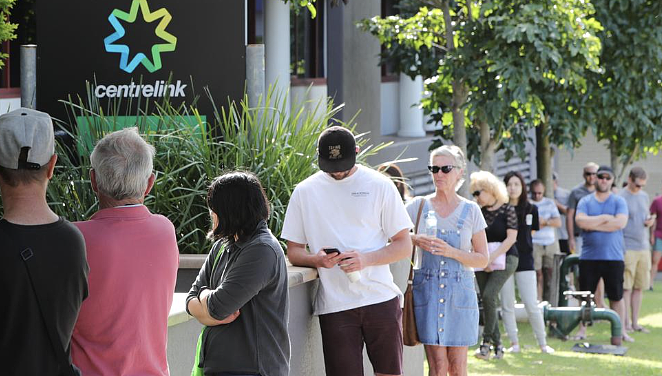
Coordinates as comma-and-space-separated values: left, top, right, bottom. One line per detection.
469, 170, 509, 206
429, 145, 467, 191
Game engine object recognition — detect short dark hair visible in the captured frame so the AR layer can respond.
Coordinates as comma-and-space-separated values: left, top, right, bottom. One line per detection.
530, 179, 545, 191
629, 167, 646, 181
206, 171, 270, 242
0, 148, 49, 187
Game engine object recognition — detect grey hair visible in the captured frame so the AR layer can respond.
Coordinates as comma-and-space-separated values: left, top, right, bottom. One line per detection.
429, 145, 467, 191
90, 128, 155, 200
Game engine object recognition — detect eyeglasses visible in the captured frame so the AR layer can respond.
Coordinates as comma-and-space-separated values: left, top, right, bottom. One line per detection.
584, 172, 597, 177
597, 174, 613, 180
428, 165, 458, 174
472, 190, 482, 197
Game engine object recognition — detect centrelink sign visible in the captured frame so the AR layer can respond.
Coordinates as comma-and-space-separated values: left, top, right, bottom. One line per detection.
37, 0, 245, 121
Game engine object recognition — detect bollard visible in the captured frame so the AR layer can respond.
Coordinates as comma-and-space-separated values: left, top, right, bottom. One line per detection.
20, 45, 37, 109
246, 44, 266, 108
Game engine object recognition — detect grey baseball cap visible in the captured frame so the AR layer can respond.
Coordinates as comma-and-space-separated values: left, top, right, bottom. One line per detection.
0, 107, 55, 170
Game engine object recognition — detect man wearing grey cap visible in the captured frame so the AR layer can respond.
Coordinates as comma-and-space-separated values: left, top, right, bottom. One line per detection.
0, 108, 89, 375
572, 165, 632, 343
282, 126, 413, 376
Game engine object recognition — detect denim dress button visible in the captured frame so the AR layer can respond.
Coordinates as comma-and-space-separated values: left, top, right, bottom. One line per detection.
439, 298, 445, 303
440, 284, 445, 288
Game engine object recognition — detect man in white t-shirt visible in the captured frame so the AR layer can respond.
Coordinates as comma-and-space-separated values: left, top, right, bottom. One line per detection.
282, 126, 413, 376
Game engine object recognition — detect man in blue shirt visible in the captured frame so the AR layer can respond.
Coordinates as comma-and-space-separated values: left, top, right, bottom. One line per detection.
573, 165, 632, 343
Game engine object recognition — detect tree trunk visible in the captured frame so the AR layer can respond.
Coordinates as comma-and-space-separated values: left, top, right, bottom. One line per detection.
610, 140, 639, 189
479, 119, 496, 172
443, 0, 469, 197
536, 120, 553, 198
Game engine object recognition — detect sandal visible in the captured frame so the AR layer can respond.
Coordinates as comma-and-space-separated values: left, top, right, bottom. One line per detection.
633, 326, 650, 333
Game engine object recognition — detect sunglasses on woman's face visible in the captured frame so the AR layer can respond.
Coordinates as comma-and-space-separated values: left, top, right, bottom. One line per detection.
428, 165, 457, 174
472, 190, 482, 197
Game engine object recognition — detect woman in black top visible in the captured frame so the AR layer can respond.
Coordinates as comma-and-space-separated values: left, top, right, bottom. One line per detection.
470, 171, 518, 360
501, 172, 554, 353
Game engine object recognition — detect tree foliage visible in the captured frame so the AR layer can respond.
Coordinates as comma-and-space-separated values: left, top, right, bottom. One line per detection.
361, 0, 601, 175
585, 0, 662, 184
0, 0, 17, 69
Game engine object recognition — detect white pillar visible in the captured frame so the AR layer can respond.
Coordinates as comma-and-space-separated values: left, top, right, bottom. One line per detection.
264, 0, 290, 104
398, 73, 425, 137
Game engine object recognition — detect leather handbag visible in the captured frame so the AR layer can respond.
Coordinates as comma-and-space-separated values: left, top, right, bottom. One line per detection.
403, 199, 425, 346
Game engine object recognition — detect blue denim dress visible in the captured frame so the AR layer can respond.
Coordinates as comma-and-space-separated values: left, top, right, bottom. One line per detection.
412, 202, 479, 346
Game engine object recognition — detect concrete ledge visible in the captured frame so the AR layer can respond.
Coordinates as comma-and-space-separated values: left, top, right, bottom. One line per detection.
168, 293, 193, 327
170, 260, 319, 327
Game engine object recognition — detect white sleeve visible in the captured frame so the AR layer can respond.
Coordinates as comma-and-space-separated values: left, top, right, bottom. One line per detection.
381, 182, 414, 238
281, 188, 307, 244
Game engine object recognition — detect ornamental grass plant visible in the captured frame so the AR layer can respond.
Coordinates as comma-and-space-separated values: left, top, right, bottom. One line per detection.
32, 85, 394, 254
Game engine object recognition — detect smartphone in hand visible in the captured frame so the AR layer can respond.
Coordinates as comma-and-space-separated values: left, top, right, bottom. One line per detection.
323, 248, 341, 255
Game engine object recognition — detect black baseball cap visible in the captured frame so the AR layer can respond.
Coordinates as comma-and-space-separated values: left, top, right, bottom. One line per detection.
317, 126, 356, 173
597, 165, 614, 177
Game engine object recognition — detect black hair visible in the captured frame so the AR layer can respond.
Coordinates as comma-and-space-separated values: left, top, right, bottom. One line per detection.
504, 171, 532, 220
378, 163, 409, 201
206, 171, 270, 243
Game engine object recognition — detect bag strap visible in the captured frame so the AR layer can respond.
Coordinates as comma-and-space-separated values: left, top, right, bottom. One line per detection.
407, 198, 426, 284
3, 224, 79, 376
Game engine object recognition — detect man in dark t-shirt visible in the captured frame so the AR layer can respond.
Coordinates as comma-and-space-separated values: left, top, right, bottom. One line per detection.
0, 108, 89, 375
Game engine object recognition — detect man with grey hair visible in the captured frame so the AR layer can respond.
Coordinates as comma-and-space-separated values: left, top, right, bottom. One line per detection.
619, 167, 655, 334
0, 108, 89, 375
71, 128, 179, 376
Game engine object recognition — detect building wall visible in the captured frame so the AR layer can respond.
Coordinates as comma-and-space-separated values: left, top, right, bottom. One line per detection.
555, 129, 662, 198
340, 0, 382, 139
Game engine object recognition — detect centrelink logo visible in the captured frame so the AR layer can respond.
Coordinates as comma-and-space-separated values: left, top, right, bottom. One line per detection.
97, 0, 187, 99
104, 0, 177, 73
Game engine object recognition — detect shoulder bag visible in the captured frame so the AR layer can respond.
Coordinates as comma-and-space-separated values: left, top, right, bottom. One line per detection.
403, 198, 425, 346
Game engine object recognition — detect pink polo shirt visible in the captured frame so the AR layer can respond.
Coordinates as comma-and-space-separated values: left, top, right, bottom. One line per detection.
71, 205, 179, 376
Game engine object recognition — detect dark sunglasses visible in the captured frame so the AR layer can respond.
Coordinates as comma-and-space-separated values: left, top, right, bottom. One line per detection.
428, 165, 458, 174
584, 172, 597, 176
472, 190, 482, 197
597, 174, 613, 180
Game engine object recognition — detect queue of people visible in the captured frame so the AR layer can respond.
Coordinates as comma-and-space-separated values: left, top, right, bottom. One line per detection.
1, 107, 659, 376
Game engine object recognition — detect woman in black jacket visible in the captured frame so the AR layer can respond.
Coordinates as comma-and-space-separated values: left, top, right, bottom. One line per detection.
187, 172, 290, 376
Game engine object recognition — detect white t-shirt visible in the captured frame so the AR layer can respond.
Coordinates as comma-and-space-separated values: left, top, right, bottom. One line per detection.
281, 165, 414, 315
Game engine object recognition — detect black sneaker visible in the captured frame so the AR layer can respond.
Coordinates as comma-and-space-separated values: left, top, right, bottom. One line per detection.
494, 345, 505, 359
474, 343, 491, 360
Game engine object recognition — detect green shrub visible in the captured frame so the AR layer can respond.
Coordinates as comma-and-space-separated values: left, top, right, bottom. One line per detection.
28, 85, 394, 254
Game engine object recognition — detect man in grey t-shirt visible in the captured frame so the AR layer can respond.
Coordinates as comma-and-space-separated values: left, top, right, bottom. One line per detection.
619, 167, 656, 333
567, 162, 598, 254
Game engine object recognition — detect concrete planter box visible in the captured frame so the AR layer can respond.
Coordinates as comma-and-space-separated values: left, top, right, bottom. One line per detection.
168, 255, 424, 376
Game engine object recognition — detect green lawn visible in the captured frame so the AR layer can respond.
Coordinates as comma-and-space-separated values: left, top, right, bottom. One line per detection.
426, 279, 662, 375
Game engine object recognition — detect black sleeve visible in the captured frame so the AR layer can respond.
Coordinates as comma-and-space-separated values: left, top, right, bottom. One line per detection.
206, 244, 278, 321
506, 205, 518, 230
532, 205, 540, 231
185, 241, 222, 315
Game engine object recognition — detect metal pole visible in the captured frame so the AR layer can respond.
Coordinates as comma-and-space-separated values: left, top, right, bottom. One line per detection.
20, 45, 37, 109
246, 44, 265, 108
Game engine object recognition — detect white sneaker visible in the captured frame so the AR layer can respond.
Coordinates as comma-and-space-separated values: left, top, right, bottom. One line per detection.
507, 344, 521, 353
541, 345, 555, 354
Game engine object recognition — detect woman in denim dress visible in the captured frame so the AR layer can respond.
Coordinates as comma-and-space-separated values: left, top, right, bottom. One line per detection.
406, 145, 489, 376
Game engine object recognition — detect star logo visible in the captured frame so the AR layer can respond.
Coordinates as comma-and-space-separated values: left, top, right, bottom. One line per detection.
104, 0, 177, 73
